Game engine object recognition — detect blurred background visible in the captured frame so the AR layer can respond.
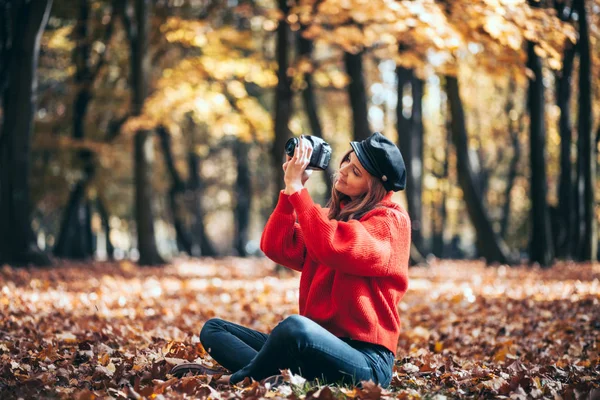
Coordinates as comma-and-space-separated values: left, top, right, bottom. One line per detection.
0, 0, 598, 268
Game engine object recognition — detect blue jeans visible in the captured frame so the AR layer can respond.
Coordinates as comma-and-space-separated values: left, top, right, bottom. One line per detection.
199, 315, 395, 387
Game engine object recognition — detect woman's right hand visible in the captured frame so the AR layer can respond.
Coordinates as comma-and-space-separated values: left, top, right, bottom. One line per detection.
283, 155, 313, 186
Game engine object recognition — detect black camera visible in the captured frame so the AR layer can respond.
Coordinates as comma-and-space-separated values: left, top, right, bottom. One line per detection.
285, 135, 332, 170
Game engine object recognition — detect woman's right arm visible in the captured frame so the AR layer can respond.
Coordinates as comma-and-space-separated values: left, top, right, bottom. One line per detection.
259, 190, 306, 272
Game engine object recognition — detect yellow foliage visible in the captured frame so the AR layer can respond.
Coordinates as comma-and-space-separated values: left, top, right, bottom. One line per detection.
293, 0, 575, 78
127, 16, 278, 143
129, 55, 274, 142
45, 26, 75, 52
161, 17, 211, 47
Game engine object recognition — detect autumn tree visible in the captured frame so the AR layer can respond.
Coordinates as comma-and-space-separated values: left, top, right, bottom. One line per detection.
555, 0, 577, 259
441, 0, 573, 265
127, 0, 164, 266
526, 35, 554, 267
446, 76, 513, 264
500, 80, 523, 242
125, 11, 277, 256
53, 0, 117, 259
573, 0, 596, 261
0, 0, 53, 266
397, 66, 425, 256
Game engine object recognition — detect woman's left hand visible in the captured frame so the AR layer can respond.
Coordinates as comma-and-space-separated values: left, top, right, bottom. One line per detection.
284, 136, 313, 195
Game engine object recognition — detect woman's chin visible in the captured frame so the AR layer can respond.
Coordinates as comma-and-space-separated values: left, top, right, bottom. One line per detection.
335, 182, 348, 195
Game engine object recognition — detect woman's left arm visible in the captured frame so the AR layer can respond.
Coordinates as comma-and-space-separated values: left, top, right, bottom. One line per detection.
288, 188, 410, 277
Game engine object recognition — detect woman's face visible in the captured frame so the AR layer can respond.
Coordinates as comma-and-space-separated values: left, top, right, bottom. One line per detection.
334, 151, 371, 200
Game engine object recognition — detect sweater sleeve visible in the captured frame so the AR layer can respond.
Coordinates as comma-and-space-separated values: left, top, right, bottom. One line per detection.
288, 188, 409, 277
259, 190, 306, 272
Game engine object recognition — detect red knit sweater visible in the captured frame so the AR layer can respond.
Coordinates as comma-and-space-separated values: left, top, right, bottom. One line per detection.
260, 188, 411, 355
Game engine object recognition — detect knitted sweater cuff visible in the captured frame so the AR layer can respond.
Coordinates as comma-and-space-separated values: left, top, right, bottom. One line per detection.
274, 190, 295, 215
288, 188, 314, 215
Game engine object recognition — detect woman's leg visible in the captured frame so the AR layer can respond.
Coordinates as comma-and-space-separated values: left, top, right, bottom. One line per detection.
230, 315, 390, 386
200, 318, 269, 373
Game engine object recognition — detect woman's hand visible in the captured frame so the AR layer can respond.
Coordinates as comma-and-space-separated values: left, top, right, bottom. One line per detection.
283, 136, 313, 195
283, 157, 313, 186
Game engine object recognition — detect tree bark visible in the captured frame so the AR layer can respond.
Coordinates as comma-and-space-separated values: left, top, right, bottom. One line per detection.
396, 66, 425, 255
134, 130, 163, 265
574, 0, 596, 261
54, 181, 94, 258
156, 126, 193, 255
556, 42, 576, 258
271, 0, 293, 207
477, 145, 490, 205
445, 76, 513, 265
157, 123, 218, 258
0, 0, 53, 266
131, 0, 148, 116
432, 106, 450, 258
344, 51, 370, 141
55, 0, 118, 259
55, 0, 95, 259
234, 139, 251, 256
187, 151, 217, 257
96, 196, 114, 259
297, 30, 334, 197
500, 81, 521, 241
0, 2, 9, 98
130, 0, 163, 265
526, 40, 554, 267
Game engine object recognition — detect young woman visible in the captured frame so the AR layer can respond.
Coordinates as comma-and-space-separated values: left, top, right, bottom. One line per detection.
171, 132, 411, 388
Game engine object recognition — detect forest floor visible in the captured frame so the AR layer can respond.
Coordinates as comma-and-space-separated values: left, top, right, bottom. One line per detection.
0, 258, 598, 399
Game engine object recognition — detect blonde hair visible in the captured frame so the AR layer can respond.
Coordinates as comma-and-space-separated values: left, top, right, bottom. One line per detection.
326, 149, 389, 221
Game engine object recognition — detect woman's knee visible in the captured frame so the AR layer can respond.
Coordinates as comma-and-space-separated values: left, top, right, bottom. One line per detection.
200, 318, 225, 347
272, 315, 313, 343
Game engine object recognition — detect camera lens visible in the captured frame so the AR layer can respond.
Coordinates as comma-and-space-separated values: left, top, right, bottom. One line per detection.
285, 138, 298, 157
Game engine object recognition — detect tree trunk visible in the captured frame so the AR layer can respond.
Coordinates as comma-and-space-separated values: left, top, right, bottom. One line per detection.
574, 0, 596, 261
432, 196, 447, 258
0, 0, 53, 266
500, 81, 521, 241
445, 76, 513, 265
169, 187, 192, 255
271, 0, 293, 207
55, 0, 117, 259
432, 90, 452, 258
432, 112, 450, 258
0, 0, 11, 97
187, 151, 217, 257
131, 0, 149, 116
526, 40, 554, 267
156, 126, 193, 255
344, 51, 370, 141
477, 147, 490, 205
396, 66, 425, 255
297, 29, 334, 197
96, 197, 114, 259
55, 0, 95, 259
131, 0, 162, 265
54, 181, 94, 258
556, 43, 576, 258
411, 74, 425, 244
134, 130, 163, 265
234, 139, 251, 256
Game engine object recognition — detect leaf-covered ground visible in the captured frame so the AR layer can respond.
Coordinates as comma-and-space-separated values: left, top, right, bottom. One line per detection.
0, 258, 598, 399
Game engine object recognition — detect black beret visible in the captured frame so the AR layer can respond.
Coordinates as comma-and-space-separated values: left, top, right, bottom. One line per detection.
350, 132, 407, 192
